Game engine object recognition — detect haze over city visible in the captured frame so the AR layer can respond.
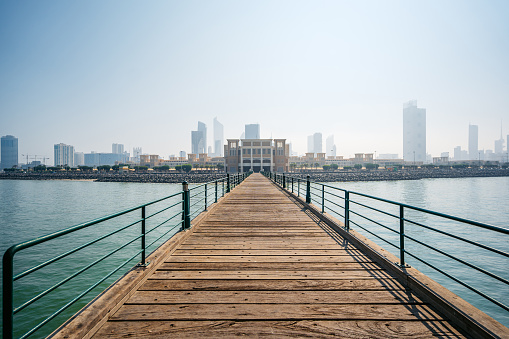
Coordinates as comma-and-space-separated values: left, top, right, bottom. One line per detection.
1, 0, 508, 165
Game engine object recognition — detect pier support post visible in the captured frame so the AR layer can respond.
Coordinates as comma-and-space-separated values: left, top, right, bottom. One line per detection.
182, 181, 191, 230
306, 175, 311, 204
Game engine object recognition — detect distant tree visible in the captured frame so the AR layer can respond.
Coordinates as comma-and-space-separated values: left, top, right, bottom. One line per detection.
365, 163, 379, 170
314, 162, 320, 170
289, 163, 297, 172
322, 164, 330, 171
216, 163, 224, 172
134, 166, 149, 171
175, 165, 182, 172
153, 165, 170, 171
97, 165, 111, 171
330, 163, 339, 171
344, 166, 353, 170
34, 165, 47, 172
78, 165, 93, 172
182, 164, 193, 173
354, 164, 363, 170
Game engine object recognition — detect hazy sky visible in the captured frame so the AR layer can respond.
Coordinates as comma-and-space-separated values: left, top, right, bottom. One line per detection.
1, 0, 508, 164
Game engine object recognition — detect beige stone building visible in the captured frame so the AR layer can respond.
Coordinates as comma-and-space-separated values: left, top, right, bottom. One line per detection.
224, 139, 289, 173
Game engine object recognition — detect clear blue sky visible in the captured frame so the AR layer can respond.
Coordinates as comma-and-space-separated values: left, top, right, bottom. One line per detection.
1, 0, 508, 163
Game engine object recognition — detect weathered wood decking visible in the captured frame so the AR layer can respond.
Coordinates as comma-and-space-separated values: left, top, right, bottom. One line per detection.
56, 173, 477, 337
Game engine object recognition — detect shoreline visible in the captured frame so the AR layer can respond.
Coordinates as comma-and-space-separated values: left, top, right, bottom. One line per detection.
1, 168, 508, 183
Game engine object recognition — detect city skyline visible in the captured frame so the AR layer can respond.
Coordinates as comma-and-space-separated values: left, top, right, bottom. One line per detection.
1, 1, 509, 164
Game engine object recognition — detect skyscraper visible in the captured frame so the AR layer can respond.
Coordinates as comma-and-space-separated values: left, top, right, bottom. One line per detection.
54, 143, 75, 167
192, 130, 205, 155
1, 135, 18, 169
112, 143, 124, 154
198, 121, 207, 154
133, 147, 142, 163
313, 133, 322, 154
403, 100, 426, 163
307, 135, 314, 153
468, 124, 478, 160
214, 117, 224, 157
245, 124, 260, 139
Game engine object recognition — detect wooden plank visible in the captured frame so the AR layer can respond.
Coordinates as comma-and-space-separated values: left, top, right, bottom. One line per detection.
110, 303, 445, 321
127, 290, 425, 304
165, 255, 373, 263
150, 270, 394, 280
158, 262, 382, 270
140, 279, 407, 291
173, 249, 367, 255
93, 320, 465, 338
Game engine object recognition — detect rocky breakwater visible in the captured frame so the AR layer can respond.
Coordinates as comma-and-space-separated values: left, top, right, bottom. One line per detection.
0, 171, 229, 183
283, 167, 509, 182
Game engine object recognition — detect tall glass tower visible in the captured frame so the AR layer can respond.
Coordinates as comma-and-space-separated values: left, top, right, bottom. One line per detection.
403, 100, 426, 163
1, 135, 18, 169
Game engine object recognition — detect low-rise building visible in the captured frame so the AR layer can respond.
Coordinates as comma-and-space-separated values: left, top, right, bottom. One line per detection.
224, 139, 289, 173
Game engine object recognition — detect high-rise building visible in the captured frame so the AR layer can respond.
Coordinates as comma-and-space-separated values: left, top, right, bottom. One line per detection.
198, 121, 207, 154
453, 146, 462, 161
307, 135, 314, 153
179, 151, 186, 158
192, 130, 205, 155
468, 124, 478, 160
403, 100, 426, 163
74, 152, 85, 166
112, 143, 124, 154
326, 135, 336, 157
54, 143, 75, 167
313, 133, 322, 154
133, 147, 142, 163
245, 124, 260, 139
213, 117, 224, 157
1, 135, 18, 169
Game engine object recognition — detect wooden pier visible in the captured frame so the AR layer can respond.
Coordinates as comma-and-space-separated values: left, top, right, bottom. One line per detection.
52, 173, 506, 338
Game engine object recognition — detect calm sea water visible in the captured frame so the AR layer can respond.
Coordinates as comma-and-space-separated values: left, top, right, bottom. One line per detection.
0, 177, 508, 337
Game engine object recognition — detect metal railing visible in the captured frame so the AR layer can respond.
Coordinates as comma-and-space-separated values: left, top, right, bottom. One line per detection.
3, 172, 250, 339
264, 171, 509, 322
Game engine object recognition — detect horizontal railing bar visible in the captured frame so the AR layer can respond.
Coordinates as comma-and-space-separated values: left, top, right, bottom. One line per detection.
403, 218, 509, 258
145, 200, 183, 220
349, 191, 509, 234
349, 220, 399, 249
404, 233, 509, 286
7, 191, 184, 256
21, 249, 142, 339
323, 198, 344, 210
349, 210, 399, 235
405, 250, 509, 313
323, 190, 345, 200
14, 218, 144, 281
145, 211, 183, 236
349, 199, 400, 220
189, 191, 203, 199
324, 206, 344, 219
146, 222, 184, 249
14, 234, 143, 314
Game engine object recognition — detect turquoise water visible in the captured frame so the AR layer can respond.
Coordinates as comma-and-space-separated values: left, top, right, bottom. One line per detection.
0, 177, 508, 337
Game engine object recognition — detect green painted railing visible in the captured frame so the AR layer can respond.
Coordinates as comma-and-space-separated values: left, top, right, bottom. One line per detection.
2, 172, 251, 339
264, 171, 509, 322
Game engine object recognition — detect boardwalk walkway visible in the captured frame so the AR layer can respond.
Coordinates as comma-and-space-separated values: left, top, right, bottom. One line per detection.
62, 173, 467, 338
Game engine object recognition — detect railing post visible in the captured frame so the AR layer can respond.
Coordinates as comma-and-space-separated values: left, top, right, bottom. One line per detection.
182, 181, 191, 229
3, 248, 14, 339
222, 179, 225, 196
204, 183, 208, 211
297, 178, 300, 197
306, 175, 311, 204
321, 184, 325, 213
400, 205, 405, 267
291, 178, 294, 193
227, 174, 231, 193
215, 181, 218, 203
283, 173, 286, 189
345, 191, 350, 231
141, 206, 146, 265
